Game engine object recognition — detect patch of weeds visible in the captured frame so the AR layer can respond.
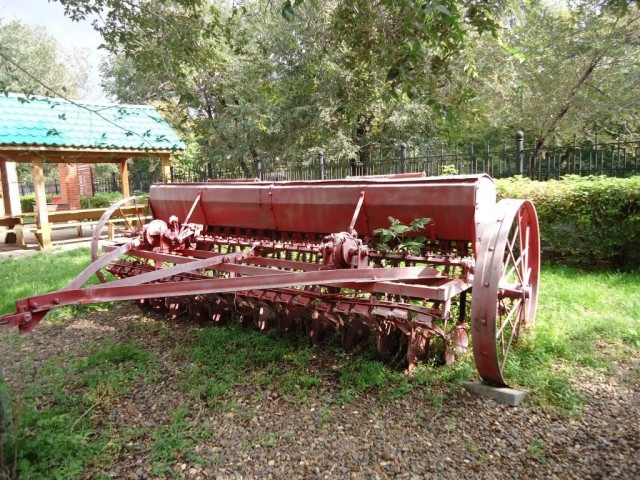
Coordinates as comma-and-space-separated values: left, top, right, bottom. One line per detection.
0, 339, 156, 478
279, 370, 322, 403
505, 341, 585, 417
283, 345, 316, 367
624, 364, 640, 383
87, 379, 116, 405
253, 371, 273, 387
621, 325, 640, 349
150, 406, 207, 475
527, 439, 548, 465
411, 364, 434, 388
379, 373, 412, 402
464, 437, 481, 456
145, 372, 167, 385
180, 324, 290, 401
73, 342, 153, 399
428, 357, 475, 388
335, 357, 389, 402
261, 432, 278, 447
150, 425, 188, 475
132, 317, 174, 340
2, 391, 118, 479
414, 408, 428, 422
319, 405, 333, 426
80, 342, 152, 370
425, 390, 445, 414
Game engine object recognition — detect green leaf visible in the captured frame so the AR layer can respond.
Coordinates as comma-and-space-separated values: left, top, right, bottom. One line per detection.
282, 2, 295, 21
410, 217, 431, 231
435, 5, 451, 16
386, 67, 401, 82
398, 241, 424, 254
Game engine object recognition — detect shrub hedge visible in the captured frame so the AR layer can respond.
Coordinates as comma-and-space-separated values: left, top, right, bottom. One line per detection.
19, 194, 52, 213
497, 176, 640, 270
80, 192, 123, 209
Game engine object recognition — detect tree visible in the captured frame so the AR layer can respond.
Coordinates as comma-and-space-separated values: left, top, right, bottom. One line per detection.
57, 0, 506, 173
0, 20, 94, 184
453, 1, 640, 148
56, 0, 640, 178
0, 20, 89, 98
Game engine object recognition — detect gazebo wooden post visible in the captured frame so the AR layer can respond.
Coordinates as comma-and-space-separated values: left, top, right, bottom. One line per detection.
32, 156, 52, 250
1, 160, 22, 216
160, 155, 172, 183
119, 159, 130, 199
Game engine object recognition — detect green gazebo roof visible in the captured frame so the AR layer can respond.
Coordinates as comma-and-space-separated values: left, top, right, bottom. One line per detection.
0, 93, 186, 152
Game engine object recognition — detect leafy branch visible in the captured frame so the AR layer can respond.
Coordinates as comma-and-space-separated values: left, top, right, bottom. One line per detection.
373, 216, 431, 254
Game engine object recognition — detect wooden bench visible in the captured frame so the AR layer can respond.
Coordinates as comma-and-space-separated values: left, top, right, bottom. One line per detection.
105, 215, 152, 239
0, 215, 25, 245
31, 205, 148, 249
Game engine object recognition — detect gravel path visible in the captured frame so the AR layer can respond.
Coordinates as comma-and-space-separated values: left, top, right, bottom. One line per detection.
1, 305, 638, 479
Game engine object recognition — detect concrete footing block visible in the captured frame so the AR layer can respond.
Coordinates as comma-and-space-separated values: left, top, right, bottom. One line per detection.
463, 381, 527, 406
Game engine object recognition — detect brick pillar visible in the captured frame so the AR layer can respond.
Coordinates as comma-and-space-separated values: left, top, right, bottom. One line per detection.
77, 164, 94, 198
58, 163, 81, 209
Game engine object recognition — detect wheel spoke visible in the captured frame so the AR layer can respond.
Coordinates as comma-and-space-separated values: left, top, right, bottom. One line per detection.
496, 296, 523, 340
499, 298, 524, 372
504, 223, 524, 286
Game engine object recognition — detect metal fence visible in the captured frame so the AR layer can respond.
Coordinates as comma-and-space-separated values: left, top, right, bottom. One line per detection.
20, 170, 166, 197
199, 133, 640, 182
17, 133, 640, 196
523, 134, 640, 180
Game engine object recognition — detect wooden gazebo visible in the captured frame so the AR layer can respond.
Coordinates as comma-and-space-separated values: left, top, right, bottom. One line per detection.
0, 93, 185, 249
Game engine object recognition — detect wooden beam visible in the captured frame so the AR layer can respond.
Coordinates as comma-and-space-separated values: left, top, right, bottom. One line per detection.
0, 148, 182, 163
161, 155, 172, 182
32, 157, 52, 250
120, 160, 130, 199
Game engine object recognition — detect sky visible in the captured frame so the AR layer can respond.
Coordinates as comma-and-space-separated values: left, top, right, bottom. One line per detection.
0, 0, 107, 102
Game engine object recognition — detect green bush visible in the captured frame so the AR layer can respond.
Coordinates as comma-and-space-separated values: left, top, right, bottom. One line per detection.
80, 192, 123, 209
19, 194, 52, 213
497, 176, 640, 270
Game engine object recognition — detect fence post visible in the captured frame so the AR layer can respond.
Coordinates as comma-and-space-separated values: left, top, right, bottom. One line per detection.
255, 157, 262, 180
318, 151, 325, 180
515, 131, 524, 175
400, 143, 407, 173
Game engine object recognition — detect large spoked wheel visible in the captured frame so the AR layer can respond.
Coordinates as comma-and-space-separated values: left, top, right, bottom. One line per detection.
91, 195, 149, 282
471, 199, 540, 387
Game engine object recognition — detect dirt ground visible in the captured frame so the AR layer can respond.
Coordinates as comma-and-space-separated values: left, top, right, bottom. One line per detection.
1, 305, 639, 479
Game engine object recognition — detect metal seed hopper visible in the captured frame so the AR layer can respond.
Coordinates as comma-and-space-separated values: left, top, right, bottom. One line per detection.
0, 173, 540, 386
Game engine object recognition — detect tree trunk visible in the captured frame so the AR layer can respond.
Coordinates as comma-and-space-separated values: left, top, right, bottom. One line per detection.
531, 54, 603, 176
352, 114, 374, 175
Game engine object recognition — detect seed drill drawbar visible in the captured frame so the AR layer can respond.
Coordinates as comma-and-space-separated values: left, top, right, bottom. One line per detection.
0, 173, 540, 387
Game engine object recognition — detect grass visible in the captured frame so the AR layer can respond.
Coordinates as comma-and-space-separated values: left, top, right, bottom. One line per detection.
504, 266, 640, 415
0, 338, 154, 479
0, 249, 639, 477
0, 247, 105, 321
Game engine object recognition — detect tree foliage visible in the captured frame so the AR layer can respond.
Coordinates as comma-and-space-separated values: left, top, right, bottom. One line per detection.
0, 20, 89, 98
44, 0, 640, 174
52, 0, 507, 172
